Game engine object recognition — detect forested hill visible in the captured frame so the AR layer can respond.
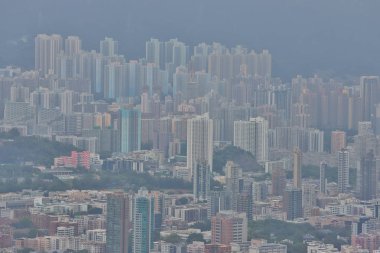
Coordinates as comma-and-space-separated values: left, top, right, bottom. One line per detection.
0, 131, 77, 166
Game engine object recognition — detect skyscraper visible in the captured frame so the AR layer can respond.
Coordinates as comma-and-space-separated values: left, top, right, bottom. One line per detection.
331, 130, 346, 154
35, 34, 63, 76
302, 184, 317, 217
319, 161, 327, 195
120, 107, 142, 153
225, 161, 243, 210
338, 148, 350, 193
293, 148, 302, 189
193, 162, 211, 202
64, 36, 81, 56
357, 150, 378, 200
100, 37, 119, 57
257, 49, 272, 78
211, 211, 247, 245
271, 167, 286, 196
374, 104, 380, 135
133, 189, 154, 253
106, 192, 132, 253
283, 188, 303, 220
233, 117, 269, 163
146, 38, 164, 69
104, 61, 126, 99
360, 76, 380, 122
187, 115, 213, 179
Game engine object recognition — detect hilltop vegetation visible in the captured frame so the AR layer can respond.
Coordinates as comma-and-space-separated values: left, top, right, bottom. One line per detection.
213, 145, 263, 174
0, 130, 77, 166
249, 220, 350, 253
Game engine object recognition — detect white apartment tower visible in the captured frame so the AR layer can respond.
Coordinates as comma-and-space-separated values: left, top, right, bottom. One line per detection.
233, 117, 268, 163
187, 115, 213, 179
35, 34, 63, 76
338, 148, 350, 193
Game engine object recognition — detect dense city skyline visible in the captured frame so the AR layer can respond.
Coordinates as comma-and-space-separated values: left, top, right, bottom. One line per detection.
2, 1, 380, 253
2, 0, 380, 80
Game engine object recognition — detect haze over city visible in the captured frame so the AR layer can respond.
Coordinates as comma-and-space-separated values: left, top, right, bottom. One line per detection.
2, 0, 380, 79
1, 1, 380, 253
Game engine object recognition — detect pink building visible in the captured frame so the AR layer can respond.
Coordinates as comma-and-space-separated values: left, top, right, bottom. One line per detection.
352, 233, 380, 253
331, 130, 346, 154
54, 151, 91, 169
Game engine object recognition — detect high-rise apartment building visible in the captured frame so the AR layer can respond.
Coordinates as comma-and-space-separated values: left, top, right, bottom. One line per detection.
331, 130, 346, 154
233, 117, 268, 163
193, 163, 211, 202
211, 211, 247, 245
357, 150, 378, 200
64, 36, 81, 56
257, 49, 272, 78
360, 76, 380, 122
100, 37, 119, 57
187, 115, 213, 179
302, 184, 317, 217
293, 148, 302, 189
225, 161, 243, 210
320, 161, 327, 195
35, 34, 63, 76
358, 121, 373, 136
374, 104, 380, 135
106, 192, 132, 253
338, 148, 350, 193
283, 188, 303, 220
133, 189, 154, 253
146, 38, 164, 69
120, 107, 141, 153
104, 61, 126, 99
271, 167, 286, 196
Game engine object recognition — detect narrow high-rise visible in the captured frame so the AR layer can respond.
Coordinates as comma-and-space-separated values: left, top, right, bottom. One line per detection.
133, 189, 154, 253
293, 148, 302, 189
360, 76, 380, 122
187, 115, 213, 179
193, 162, 211, 202
271, 167, 286, 196
120, 107, 141, 153
106, 192, 132, 253
225, 161, 243, 210
331, 130, 346, 154
146, 38, 164, 69
338, 148, 350, 193
319, 161, 327, 195
357, 150, 378, 200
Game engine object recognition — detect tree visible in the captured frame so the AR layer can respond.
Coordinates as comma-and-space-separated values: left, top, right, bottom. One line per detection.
190, 220, 211, 231
88, 206, 103, 215
13, 217, 33, 229
186, 233, 205, 244
175, 197, 189, 205
17, 249, 33, 253
141, 141, 153, 150
162, 233, 182, 244
8, 128, 20, 138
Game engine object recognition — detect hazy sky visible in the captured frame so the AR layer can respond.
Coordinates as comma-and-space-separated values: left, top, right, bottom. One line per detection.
1, 0, 380, 80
